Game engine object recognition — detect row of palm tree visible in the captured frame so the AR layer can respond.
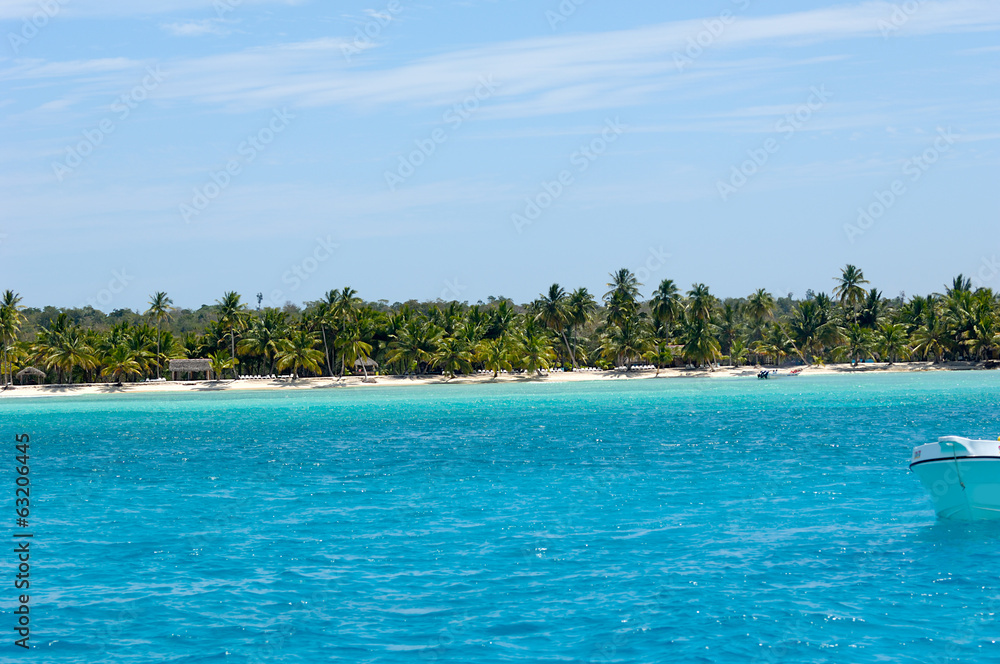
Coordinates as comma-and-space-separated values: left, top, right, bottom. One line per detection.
2, 265, 999, 385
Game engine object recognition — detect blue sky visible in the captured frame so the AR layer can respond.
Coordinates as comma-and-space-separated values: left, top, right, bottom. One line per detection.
1, 0, 998, 311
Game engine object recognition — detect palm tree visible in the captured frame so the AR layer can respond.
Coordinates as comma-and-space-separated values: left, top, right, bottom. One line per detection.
876, 323, 910, 364
729, 338, 749, 368
745, 289, 775, 332
753, 323, 795, 367
386, 319, 441, 375
911, 327, 944, 363
962, 292, 999, 361
4, 342, 28, 384
124, 327, 157, 379
237, 309, 287, 376
101, 346, 141, 386
966, 315, 999, 361
606, 268, 641, 302
476, 337, 514, 378
519, 323, 556, 375
845, 323, 875, 366
145, 292, 173, 379
945, 274, 973, 297
276, 330, 325, 379
687, 284, 716, 323
911, 304, 947, 363
679, 317, 720, 369
433, 336, 474, 379
342, 327, 374, 380
43, 329, 97, 384
650, 279, 684, 338
316, 290, 339, 376
856, 288, 884, 329
157, 331, 185, 367
833, 264, 870, 324
216, 291, 246, 379
716, 303, 744, 361
600, 317, 651, 370
566, 287, 596, 363
789, 299, 842, 363
604, 269, 641, 328
0, 291, 25, 387
207, 350, 238, 380
644, 344, 674, 376
486, 300, 518, 341
900, 295, 932, 334
533, 284, 576, 368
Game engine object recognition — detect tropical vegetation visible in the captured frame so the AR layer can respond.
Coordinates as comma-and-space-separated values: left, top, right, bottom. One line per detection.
1, 266, 999, 385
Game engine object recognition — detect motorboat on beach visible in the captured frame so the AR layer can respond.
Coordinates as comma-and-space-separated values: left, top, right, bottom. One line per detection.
910, 436, 1000, 520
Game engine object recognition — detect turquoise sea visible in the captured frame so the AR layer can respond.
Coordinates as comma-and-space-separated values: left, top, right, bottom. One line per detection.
4, 372, 1000, 663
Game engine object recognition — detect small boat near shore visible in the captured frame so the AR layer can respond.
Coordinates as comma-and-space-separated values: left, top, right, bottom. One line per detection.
910, 436, 1000, 520
756, 368, 804, 379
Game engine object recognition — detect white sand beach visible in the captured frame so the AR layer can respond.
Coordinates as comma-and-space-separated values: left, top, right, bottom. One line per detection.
0, 361, 990, 399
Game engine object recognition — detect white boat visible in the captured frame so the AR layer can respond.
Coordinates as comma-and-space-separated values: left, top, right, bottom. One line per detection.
755, 368, 804, 379
910, 436, 1000, 520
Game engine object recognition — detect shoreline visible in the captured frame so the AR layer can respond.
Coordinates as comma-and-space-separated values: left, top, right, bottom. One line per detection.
0, 361, 992, 399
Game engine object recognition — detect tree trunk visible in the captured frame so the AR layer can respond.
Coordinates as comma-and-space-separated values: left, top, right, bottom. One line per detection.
230, 332, 238, 379
560, 330, 576, 368
156, 321, 162, 379
321, 326, 331, 377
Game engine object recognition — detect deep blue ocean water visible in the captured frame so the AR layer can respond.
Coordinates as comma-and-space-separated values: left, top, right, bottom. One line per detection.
3, 372, 1000, 663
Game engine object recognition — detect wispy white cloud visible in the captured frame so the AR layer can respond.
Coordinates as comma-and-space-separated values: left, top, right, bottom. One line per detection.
4, 0, 1000, 120
161, 19, 234, 37
0, 0, 304, 21
0, 57, 135, 81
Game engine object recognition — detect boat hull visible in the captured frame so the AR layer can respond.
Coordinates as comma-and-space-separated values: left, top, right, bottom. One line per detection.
911, 437, 1000, 520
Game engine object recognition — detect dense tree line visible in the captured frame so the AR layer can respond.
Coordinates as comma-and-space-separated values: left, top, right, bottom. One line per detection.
1, 265, 997, 386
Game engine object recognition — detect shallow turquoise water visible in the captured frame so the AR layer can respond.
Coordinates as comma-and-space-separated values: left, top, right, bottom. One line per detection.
4, 372, 1000, 663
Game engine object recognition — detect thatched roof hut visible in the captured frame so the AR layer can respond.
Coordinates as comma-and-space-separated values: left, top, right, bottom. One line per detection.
168, 359, 214, 380
354, 358, 379, 371
16, 367, 46, 385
